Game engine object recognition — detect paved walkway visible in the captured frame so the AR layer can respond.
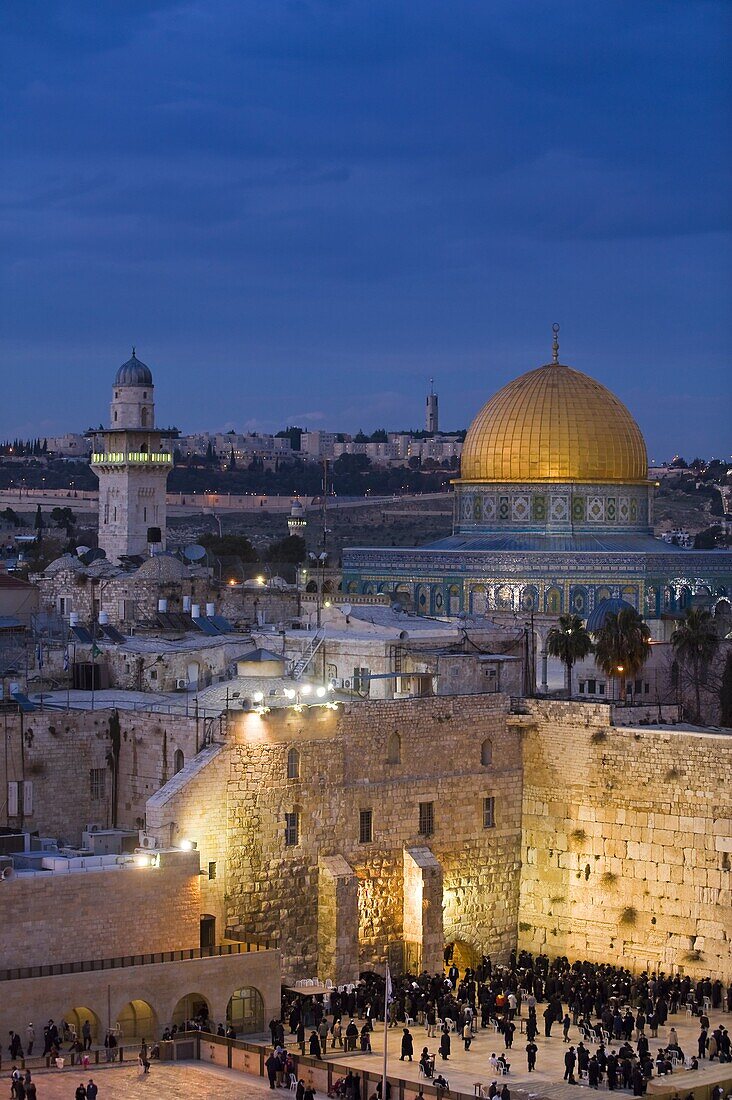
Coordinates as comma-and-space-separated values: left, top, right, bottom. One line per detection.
273, 1007, 729, 1097
4, 1062, 272, 1099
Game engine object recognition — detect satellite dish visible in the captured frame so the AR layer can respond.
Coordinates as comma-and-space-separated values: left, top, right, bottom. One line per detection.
75, 546, 92, 557
184, 544, 206, 561
391, 602, 404, 614
341, 604, 353, 617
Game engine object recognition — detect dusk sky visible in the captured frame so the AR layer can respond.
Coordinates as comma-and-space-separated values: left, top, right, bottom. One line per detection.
2, 1, 730, 459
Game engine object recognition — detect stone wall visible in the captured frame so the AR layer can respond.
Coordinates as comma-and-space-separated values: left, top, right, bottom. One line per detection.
0, 849, 200, 969
146, 743, 231, 941
195, 693, 522, 982
0, 708, 211, 845
517, 699, 732, 981
0, 949, 281, 1044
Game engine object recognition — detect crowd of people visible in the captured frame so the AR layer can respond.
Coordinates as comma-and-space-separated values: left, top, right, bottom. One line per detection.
275, 951, 731, 1095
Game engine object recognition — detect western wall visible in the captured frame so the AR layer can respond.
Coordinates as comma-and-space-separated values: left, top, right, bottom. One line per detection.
518, 699, 732, 979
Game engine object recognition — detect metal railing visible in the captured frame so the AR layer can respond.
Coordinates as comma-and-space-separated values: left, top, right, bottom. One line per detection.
0, 939, 274, 983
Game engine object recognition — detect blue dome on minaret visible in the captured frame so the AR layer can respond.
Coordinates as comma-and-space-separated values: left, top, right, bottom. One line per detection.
114, 349, 153, 387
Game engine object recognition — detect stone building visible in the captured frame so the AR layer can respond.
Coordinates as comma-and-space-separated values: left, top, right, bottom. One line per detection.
89, 351, 176, 561
0, 843, 280, 1043
144, 688, 732, 985
146, 692, 523, 983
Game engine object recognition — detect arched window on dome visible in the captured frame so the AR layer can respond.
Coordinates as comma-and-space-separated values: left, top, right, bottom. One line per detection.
496, 585, 513, 611
545, 587, 563, 615
387, 732, 401, 765
481, 739, 493, 766
287, 748, 300, 781
470, 585, 487, 615
622, 585, 637, 609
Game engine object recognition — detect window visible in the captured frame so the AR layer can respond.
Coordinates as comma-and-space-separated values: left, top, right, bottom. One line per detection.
287, 748, 300, 780
386, 732, 401, 765
353, 667, 370, 693
285, 812, 300, 847
598, 682, 606, 695
119, 599, 136, 621
90, 768, 106, 800
418, 801, 434, 837
173, 749, 185, 774
359, 809, 373, 844
483, 796, 496, 829
57, 596, 72, 616
208, 861, 217, 881
481, 739, 493, 766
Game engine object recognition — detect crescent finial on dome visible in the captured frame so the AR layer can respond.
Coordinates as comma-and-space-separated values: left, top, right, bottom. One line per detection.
552, 323, 560, 364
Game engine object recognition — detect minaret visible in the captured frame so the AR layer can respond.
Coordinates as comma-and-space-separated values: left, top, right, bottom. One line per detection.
425, 378, 439, 434
89, 350, 174, 561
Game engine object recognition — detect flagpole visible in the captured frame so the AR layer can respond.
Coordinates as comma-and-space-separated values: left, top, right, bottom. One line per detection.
381, 963, 390, 1100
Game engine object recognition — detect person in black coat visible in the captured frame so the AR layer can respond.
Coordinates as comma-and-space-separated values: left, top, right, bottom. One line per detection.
588, 1057, 600, 1089
309, 1031, 322, 1060
526, 1041, 537, 1071
400, 1028, 413, 1061
564, 1047, 577, 1083
439, 1028, 451, 1060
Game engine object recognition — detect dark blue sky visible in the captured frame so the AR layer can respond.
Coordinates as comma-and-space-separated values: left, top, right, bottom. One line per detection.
2, 1, 730, 459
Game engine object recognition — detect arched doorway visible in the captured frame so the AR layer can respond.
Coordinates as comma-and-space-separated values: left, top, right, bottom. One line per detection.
227, 986, 265, 1036
171, 993, 211, 1031
116, 999, 158, 1041
64, 1007, 100, 1045
445, 939, 481, 973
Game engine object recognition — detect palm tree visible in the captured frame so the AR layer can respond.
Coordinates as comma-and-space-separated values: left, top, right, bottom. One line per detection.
546, 613, 593, 697
593, 607, 651, 703
671, 608, 720, 722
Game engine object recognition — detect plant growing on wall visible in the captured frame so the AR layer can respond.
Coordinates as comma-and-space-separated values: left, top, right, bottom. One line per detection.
620, 906, 637, 926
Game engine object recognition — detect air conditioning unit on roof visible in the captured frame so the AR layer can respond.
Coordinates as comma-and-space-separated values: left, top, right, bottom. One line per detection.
85, 823, 103, 833
175, 678, 187, 690
137, 833, 158, 850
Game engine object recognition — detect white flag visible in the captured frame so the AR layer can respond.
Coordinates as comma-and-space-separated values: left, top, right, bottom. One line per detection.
385, 964, 393, 1004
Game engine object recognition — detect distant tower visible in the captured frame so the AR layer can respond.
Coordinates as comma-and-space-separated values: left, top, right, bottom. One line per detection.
426, 378, 439, 434
287, 498, 307, 537
89, 350, 174, 561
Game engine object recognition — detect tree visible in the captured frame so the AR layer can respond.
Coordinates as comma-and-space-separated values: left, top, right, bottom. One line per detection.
199, 533, 259, 562
546, 613, 593, 697
264, 535, 307, 564
671, 608, 720, 723
51, 506, 76, 535
593, 607, 651, 703
34, 504, 44, 541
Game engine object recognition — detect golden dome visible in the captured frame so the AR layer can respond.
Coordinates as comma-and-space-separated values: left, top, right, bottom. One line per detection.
460, 363, 648, 483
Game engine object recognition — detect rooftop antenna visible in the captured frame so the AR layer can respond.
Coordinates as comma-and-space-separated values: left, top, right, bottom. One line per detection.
552, 323, 560, 364
132, 345, 136, 357
429, 376, 434, 395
